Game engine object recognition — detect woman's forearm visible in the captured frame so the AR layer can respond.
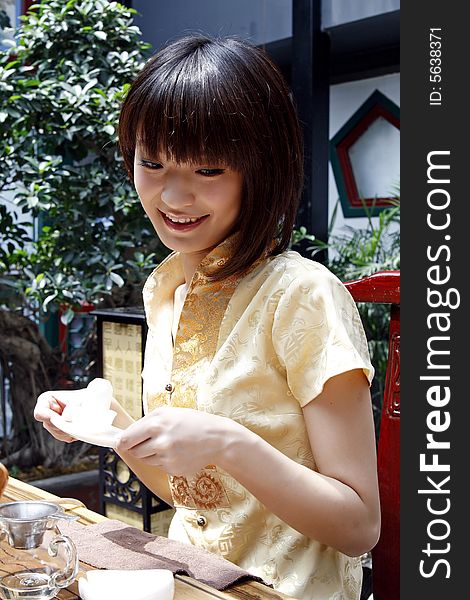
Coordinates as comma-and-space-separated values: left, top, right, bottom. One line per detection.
114, 446, 174, 507
110, 398, 174, 506
218, 419, 380, 556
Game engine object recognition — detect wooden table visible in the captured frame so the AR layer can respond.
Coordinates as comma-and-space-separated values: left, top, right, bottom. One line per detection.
1, 477, 291, 599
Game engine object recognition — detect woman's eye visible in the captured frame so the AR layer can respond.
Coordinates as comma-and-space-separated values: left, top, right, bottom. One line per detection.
138, 160, 163, 170
198, 168, 225, 177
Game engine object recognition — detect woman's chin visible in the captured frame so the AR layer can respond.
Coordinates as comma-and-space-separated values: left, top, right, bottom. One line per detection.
154, 229, 219, 256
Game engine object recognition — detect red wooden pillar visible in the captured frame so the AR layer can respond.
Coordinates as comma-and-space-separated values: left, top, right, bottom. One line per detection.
373, 303, 400, 600
344, 271, 400, 600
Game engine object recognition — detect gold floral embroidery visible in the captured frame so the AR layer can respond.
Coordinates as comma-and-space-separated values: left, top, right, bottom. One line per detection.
169, 467, 231, 509
190, 469, 231, 509
162, 237, 269, 508
170, 475, 196, 509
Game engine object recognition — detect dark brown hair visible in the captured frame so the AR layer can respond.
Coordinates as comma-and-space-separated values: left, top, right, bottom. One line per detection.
118, 34, 304, 281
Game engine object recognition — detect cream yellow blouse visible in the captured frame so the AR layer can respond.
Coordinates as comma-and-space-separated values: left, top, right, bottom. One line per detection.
142, 235, 374, 600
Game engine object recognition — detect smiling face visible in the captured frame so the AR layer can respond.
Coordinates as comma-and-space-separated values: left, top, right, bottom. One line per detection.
119, 35, 304, 282
134, 148, 243, 262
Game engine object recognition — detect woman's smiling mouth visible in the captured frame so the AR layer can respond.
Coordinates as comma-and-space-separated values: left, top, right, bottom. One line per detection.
159, 210, 210, 231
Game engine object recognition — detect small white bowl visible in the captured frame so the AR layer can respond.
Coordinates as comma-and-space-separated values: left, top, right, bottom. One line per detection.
78, 569, 175, 600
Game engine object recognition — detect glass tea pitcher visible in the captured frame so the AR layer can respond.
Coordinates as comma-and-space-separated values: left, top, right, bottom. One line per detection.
0, 501, 79, 599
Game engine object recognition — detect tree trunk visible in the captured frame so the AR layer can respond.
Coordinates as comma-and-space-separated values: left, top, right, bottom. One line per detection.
0, 309, 89, 469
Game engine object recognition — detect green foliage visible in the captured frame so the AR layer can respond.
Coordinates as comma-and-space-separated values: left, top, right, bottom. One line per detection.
290, 226, 316, 248
293, 198, 400, 435
0, 204, 30, 273
293, 197, 400, 280
0, 0, 166, 322
306, 199, 400, 279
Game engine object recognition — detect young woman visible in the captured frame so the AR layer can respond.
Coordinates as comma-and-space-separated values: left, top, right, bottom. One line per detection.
35, 34, 380, 600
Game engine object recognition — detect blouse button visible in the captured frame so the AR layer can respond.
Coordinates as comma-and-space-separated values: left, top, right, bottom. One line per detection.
196, 516, 207, 528
165, 383, 173, 392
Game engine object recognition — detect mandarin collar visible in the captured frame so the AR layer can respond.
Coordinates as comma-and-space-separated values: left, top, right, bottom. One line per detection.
152, 232, 240, 293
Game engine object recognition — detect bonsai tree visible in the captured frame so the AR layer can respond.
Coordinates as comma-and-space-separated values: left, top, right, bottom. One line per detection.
0, 0, 166, 470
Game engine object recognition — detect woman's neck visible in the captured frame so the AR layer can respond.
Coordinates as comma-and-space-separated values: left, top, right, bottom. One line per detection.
180, 248, 212, 285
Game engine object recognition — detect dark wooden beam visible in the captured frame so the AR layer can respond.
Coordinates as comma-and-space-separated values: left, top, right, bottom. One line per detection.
22, 1, 35, 15
291, 0, 330, 261
327, 10, 400, 83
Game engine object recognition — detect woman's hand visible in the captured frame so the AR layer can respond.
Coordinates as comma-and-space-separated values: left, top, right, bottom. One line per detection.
33, 391, 77, 443
116, 407, 236, 476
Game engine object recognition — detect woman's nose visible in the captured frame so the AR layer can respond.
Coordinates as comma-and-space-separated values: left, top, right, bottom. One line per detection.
161, 177, 194, 208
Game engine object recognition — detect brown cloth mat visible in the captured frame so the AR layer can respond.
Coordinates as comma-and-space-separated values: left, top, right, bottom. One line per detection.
60, 519, 266, 590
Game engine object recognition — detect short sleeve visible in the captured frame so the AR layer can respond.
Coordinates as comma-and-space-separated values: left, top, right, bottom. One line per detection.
272, 267, 374, 407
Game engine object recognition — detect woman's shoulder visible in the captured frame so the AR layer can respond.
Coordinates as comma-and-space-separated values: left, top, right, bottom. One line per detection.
250, 250, 356, 315
261, 249, 343, 290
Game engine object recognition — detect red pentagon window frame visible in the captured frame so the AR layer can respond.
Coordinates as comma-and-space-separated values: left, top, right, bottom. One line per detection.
330, 90, 400, 218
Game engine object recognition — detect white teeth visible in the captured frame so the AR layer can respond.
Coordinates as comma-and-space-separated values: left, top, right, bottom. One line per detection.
165, 214, 202, 223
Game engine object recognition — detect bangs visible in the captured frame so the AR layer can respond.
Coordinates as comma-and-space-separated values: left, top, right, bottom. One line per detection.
120, 41, 265, 172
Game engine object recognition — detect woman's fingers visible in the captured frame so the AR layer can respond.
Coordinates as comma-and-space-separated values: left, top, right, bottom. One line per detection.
34, 392, 61, 420
121, 438, 156, 459
42, 422, 76, 443
117, 419, 158, 451
34, 391, 76, 443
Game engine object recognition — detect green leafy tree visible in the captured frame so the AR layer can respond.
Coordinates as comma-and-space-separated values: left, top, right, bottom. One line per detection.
0, 0, 166, 325
0, 0, 167, 470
